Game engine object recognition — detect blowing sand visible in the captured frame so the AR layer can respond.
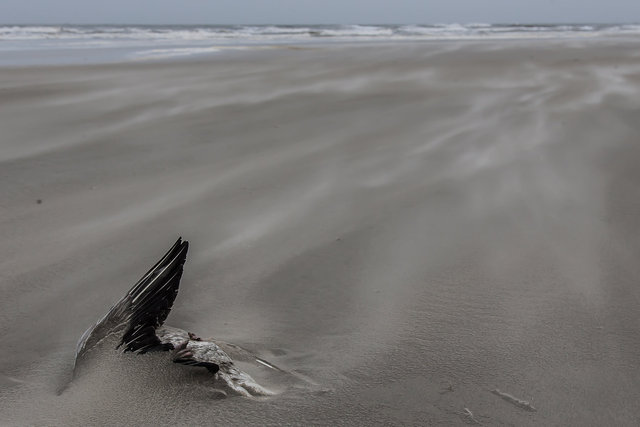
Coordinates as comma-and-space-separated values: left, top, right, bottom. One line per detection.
1, 38, 640, 425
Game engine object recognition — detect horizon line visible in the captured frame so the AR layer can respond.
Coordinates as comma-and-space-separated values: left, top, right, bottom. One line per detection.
2, 21, 639, 26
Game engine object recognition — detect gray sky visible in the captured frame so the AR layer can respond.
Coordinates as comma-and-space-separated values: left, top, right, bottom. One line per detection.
2, 0, 639, 25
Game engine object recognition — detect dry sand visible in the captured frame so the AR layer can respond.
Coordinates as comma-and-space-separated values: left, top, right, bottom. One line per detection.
1, 38, 640, 425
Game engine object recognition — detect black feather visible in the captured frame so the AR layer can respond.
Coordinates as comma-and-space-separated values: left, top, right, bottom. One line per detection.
118, 238, 189, 353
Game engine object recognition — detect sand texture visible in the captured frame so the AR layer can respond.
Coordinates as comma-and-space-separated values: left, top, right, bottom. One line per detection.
2, 38, 640, 425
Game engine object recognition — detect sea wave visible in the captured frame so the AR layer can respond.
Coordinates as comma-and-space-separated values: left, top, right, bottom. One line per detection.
2, 23, 639, 66
2, 23, 640, 43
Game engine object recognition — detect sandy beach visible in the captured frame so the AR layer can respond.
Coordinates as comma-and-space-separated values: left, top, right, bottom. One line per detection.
1, 38, 640, 425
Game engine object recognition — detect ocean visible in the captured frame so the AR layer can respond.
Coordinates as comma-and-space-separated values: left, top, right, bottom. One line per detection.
1, 23, 640, 65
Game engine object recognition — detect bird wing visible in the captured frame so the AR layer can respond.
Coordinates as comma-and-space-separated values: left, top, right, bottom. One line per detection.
75, 238, 189, 366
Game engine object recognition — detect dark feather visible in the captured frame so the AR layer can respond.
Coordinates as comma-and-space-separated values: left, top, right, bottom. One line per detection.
118, 238, 189, 353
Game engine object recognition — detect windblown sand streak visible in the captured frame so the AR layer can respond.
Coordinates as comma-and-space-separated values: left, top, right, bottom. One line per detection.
1, 38, 640, 425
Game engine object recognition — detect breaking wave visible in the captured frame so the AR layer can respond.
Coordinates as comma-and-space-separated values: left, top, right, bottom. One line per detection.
2, 23, 640, 42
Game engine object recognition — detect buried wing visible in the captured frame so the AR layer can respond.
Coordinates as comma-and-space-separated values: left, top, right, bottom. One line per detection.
75, 238, 189, 367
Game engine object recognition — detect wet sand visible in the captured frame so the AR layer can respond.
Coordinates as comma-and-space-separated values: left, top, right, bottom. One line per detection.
2, 38, 640, 425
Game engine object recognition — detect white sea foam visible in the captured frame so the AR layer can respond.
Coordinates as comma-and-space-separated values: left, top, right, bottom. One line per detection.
1, 23, 639, 65
131, 46, 224, 60
2, 23, 639, 43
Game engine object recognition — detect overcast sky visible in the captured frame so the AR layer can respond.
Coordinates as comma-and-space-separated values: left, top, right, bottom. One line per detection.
2, 0, 639, 25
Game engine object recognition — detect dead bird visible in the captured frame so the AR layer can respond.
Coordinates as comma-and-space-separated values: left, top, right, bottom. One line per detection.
74, 238, 275, 397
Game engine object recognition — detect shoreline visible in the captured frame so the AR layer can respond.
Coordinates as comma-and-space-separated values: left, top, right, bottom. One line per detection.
1, 32, 640, 67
